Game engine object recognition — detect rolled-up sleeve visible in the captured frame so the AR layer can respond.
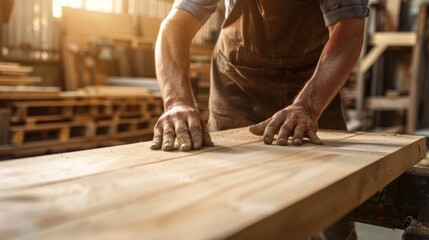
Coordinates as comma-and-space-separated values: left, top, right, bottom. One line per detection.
173, 0, 220, 23
320, 0, 370, 26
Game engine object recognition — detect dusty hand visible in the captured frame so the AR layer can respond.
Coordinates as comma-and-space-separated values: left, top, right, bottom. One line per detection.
248, 104, 323, 146
151, 105, 214, 151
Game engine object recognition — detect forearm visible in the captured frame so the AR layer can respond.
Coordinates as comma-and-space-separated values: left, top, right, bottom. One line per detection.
294, 18, 365, 119
155, 9, 203, 110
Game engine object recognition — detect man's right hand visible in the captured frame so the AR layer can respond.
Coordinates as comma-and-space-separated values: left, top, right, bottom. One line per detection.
152, 9, 210, 151
150, 105, 214, 151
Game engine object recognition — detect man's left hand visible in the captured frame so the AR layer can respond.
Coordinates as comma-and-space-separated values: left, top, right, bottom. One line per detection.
249, 104, 323, 146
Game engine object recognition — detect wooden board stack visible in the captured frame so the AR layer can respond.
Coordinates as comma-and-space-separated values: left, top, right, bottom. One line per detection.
0, 62, 41, 86
0, 89, 163, 159
0, 128, 425, 239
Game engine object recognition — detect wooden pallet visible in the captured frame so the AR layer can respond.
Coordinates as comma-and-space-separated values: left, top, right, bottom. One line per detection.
9, 116, 158, 146
1, 93, 163, 157
2, 118, 158, 159
5, 96, 163, 126
10, 120, 92, 146
0, 132, 153, 159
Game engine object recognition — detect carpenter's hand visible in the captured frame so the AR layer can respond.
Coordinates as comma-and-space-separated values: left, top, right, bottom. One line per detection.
248, 104, 323, 146
151, 105, 214, 151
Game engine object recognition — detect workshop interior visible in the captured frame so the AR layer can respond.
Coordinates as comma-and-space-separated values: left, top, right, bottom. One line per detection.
0, 0, 428, 239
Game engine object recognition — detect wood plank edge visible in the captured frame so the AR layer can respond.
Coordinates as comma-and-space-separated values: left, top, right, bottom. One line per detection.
228, 137, 426, 240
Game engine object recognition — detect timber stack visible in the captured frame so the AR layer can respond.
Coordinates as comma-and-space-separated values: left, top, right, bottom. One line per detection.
0, 86, 163, 159
0, 61, 41, 86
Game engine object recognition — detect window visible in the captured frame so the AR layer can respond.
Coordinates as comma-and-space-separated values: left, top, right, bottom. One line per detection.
53, 0, 83, 17
52, 0, 122, 18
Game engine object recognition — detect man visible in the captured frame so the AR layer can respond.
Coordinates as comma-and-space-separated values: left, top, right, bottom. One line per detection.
151, 1, 368, 239
151, 0, 368, 151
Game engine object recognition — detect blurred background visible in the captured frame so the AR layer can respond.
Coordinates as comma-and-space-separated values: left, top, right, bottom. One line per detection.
0, 0, 428, 160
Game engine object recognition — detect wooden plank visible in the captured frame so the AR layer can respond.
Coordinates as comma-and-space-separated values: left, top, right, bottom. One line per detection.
61, 34, 87, 91
0, 128, 425, 240
84, 85, 152, 97
358, 44, 388, 74
0, 86, 60, 100
10, 130, 24, 146
365, 96, 409, 110
0, 62, 19, 66
0, 76, 41, 86
384, 0, 402, 31
0, 129, 153, 158
408, 4, 429, 134
10, 120, 90, 132
370, 32, 417, 46
0, 65, 33, 74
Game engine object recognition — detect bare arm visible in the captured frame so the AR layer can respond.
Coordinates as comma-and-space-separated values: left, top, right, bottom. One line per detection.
156, 9, 201, 109
250, 17, 365, 145
295, 18, 365, 120
151, 9, 213, 151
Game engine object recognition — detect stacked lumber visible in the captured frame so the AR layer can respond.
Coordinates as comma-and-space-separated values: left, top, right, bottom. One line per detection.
0, 86, 61, 99
0, 91, 163, 159
0, 62, 41, 86
82, 85, 151, 97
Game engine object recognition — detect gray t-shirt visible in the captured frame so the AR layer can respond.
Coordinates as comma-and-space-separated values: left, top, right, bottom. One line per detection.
174, 0, 369, 26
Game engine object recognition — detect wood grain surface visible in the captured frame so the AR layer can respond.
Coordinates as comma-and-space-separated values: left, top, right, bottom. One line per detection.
0, 128, 426, 240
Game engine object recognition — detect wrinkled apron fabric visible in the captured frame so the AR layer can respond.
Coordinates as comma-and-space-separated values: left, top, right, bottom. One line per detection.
208, 0, 347, 132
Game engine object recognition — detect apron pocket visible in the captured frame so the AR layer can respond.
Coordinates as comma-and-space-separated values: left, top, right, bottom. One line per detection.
216, 50, 265, 86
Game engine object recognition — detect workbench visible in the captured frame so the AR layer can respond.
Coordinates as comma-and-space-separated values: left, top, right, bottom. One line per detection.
0, 128, 426, 240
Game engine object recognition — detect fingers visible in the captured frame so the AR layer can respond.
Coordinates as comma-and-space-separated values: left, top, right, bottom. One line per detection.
153, 117, 212, 151
263, 119, 283, 144
307, 130, 323, 145
187, 117, 203, 150
175, 120, 192, 151
202, 122, 214, 147
251, 105, 323, 147
277, 123, 293, 146
292, 125, 305, 146
248, 118, 281, 144
151, 105, 214, 151
187, 117, 214, 149
150, 125, 163, 150
249, 118, 271, 136
162, 123, 175, 151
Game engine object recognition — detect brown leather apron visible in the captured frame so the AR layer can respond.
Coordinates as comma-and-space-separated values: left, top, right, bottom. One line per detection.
207, 0, 347, 132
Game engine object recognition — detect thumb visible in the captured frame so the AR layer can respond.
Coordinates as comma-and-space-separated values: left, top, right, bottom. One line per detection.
249, 119, 271, 136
